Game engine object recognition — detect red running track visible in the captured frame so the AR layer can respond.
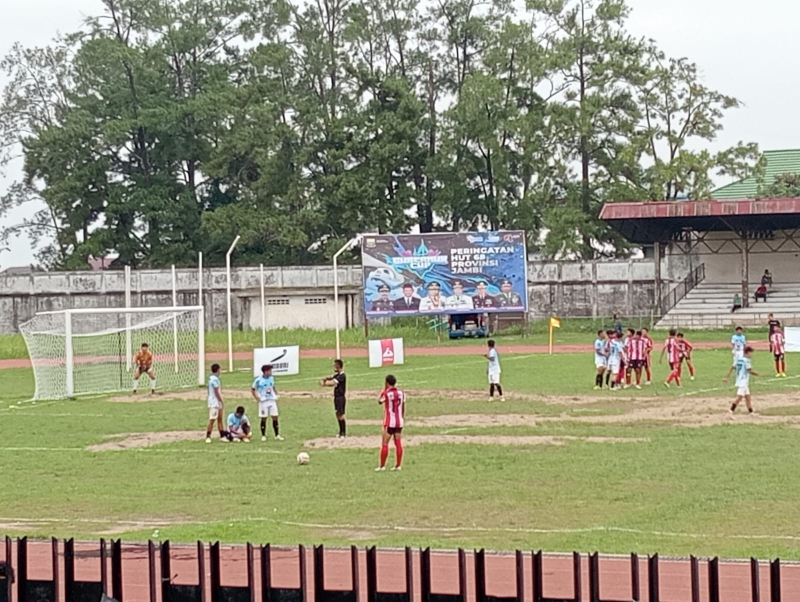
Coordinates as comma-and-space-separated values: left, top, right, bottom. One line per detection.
9, 540, 800, 602
0, 340, 768, 370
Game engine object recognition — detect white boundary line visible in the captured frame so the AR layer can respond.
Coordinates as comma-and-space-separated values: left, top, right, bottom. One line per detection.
3, 513, 800, 546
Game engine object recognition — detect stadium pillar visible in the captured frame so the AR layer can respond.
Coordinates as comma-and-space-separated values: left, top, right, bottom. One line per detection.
226, 235, 241, 372
654, 242, 663, 314
742, 236, 750, 307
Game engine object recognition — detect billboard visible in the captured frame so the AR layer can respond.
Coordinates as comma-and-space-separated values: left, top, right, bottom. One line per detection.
361, 231, 528, 318
253, 346, 300, 376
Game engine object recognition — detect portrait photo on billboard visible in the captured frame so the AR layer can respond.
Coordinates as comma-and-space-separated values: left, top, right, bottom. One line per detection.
361, 231, 528, 318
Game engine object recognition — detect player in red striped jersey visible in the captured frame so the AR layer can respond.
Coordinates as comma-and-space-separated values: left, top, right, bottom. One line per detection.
641, 327, 654, 385
676, 332, 695, 380
376, 374, 406, 472
771, 326, 787, 377
659, 329, 682, 388
628, 330, 647, 389
622, 328, 635, 388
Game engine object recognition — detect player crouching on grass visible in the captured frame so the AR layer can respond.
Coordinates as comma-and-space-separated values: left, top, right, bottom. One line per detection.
723, 346, 760, 419
376, 374, 406, 472
251, 364, 284, 441
484, 339, 504, 401
205, 363, 228, 443
227, 406, 252, 442
133, 343, 156, 394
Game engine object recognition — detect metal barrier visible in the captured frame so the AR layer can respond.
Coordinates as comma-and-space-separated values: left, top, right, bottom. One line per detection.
0, 538, 794, 602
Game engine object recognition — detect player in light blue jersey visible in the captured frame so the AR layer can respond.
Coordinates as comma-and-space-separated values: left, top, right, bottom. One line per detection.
251, 364, 284, 442
723, 346, 759, 418
593, 330, 608, 390
730, 326, 747, 365
226, 406, 252, 441
205, 363, 227, 443
607, 333, 625, 390
724, 326, 748, 382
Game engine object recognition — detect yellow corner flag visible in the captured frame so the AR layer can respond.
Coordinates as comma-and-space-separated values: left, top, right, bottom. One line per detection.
548, 317, 561, 355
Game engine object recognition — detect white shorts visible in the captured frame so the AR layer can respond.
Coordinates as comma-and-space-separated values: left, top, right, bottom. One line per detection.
732, 353, 743, 367
208, 406, 220, 420
595, 356, 607, 369
488, 369, 501, 384
736, 385, 750, 397
259, 400, 279, 417
608, 360, 621, 375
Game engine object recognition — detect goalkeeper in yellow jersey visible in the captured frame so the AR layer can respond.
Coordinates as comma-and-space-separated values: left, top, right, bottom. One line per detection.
133, 343, 156, 394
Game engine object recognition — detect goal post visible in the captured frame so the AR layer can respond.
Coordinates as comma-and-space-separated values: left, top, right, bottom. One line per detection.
20, 306, 205, 400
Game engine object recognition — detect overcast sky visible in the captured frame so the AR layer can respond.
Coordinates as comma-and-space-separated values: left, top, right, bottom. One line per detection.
2, 0, 799, 267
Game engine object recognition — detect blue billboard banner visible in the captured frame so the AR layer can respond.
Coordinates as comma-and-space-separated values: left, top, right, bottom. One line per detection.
361, 231, 528, 318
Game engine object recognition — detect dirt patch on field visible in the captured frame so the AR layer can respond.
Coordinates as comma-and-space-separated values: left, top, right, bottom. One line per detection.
348, 414, 539, 428
304, 434, 648, 450
87, 431, 200, 451
108, 389, 256, 402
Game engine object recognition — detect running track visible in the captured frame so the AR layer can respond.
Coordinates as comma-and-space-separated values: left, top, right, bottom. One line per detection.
0, 340, 768, 370
14, 541, 800, 602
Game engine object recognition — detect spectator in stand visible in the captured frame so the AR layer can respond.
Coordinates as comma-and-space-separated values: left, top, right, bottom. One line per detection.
731, 292, 743, 313
761, 269, 773, 288
754, 285, 768, 302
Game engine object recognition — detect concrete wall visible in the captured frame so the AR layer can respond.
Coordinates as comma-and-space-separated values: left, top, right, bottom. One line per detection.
0, 259, 684, 334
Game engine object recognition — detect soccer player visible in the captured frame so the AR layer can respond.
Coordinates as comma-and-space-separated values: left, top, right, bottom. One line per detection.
251, 364, 284, 442
771, 326, 787, 377
133, 343, 156, 394
603, 330, 615, 388
731, 326, 747, 368
628, 330, 646, 389
593, 330, 607, 390
622, 328, 635, 387
320, 359, 348, 437
205, 363, 227, 443
641, 327, 654, 385
676, 332, 695, 380
376, 374, 406, 472
768, 313, 781, 351
607, 332, 625, 390
660, 329, 681, 388
226, 406, 252, 442
724, 346, 760, 419
484, 339, 504, 400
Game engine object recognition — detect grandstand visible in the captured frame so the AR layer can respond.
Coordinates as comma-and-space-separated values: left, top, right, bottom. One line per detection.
600, 198, 800, 329
657, 281, 800, 329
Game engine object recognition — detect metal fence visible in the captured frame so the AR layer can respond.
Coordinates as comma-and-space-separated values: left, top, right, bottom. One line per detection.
0, 537, 795, 602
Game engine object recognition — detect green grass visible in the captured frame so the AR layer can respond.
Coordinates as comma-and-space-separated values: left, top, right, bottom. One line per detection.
1, 347, 799, 559
0, 321, 772, 361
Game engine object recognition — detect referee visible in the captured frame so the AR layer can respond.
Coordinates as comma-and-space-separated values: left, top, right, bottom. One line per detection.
320, 359, 347, 438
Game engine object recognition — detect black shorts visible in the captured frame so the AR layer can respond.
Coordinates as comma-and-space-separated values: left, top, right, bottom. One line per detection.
334, 396, 346, 415
630, 360, 644, 369
387, 427, 403, 435
775, 353, 785, 362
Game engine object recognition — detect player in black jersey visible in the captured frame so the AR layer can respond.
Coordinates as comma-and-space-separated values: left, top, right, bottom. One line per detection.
320, 359, 348, 437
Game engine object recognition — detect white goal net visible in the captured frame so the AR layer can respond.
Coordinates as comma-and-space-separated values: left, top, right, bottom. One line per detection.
20, 306, 205, 400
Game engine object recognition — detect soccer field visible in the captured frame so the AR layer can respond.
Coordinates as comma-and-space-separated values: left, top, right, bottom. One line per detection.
1, 346, 800, 560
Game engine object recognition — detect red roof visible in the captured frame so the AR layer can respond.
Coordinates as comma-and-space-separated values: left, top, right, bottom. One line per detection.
600, 198, 800, 243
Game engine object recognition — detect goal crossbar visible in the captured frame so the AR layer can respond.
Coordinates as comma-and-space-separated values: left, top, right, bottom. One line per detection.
21, 306, 205, 399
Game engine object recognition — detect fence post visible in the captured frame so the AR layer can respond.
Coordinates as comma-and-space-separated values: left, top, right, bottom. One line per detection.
770, 559, 780, 602
706, 557, 718, 602
751, 558, 760, 602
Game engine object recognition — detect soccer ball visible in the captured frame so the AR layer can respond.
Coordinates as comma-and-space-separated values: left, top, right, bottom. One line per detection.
297, 452, 310, 465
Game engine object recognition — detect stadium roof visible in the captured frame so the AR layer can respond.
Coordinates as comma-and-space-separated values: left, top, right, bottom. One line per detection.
599, 198, 800, 244
712, 149, 800, 200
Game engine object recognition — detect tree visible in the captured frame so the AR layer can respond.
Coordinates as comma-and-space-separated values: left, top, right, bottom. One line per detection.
532, 0, 646, 258
759, 173, 800, 198
633, 52, 762, 201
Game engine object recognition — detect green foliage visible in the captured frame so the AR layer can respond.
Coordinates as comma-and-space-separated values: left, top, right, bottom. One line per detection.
759, 173, 800, 198
0, 0, 759, 267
